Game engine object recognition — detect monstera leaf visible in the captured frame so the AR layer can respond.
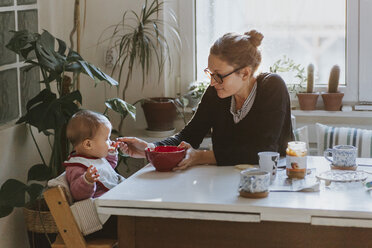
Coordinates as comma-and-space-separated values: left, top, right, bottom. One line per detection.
0, 179, 44, 217
7, 30, 118, 86
26, 184, 44, 204
16, 89, 82, 132
105, 98, 136, 121
27, 164, 52, 182
0, 179, 27, 208
5, 30, 39, 59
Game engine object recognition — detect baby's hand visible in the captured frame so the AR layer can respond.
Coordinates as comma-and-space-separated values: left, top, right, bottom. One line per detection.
85, 165, 99, 183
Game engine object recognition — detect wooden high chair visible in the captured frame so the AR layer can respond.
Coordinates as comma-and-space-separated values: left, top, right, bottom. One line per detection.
44, 186, 117, 248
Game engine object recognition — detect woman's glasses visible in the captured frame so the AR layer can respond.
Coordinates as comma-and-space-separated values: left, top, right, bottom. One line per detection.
204, 67, 243, 84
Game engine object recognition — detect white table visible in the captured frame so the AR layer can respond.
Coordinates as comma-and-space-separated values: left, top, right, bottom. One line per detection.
96, 157, 372, 248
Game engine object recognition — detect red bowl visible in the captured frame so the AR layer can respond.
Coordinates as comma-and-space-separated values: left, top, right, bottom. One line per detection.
145, 146, 186, 172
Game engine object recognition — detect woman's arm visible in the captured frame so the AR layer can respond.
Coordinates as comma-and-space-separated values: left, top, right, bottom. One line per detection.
173, 142, 217, 170
155, 87, 216, 149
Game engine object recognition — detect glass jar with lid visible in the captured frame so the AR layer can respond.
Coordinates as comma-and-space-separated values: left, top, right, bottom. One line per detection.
286, 141, 307, 179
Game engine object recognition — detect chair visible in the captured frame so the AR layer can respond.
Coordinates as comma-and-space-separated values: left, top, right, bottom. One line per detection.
43, 186, 117, 248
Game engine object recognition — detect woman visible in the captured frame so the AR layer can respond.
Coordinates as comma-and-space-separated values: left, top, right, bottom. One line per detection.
120, 30, 294, 170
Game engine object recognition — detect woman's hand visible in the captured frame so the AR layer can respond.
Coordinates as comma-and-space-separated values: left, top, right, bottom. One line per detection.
173, 141, 200, 171
117, 137, 155, 158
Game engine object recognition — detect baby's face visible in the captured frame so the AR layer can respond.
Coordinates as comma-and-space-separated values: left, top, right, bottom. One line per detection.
90, 124, 112, 158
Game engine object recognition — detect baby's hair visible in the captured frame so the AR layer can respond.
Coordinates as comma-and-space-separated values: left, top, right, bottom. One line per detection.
66, 110, 112, 147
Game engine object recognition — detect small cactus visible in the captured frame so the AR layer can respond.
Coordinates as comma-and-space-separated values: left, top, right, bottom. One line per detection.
307, 64, 314, 93
328, 65, 340, 93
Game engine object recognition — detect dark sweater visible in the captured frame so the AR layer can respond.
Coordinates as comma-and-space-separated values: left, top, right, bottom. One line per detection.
155, 73, 294, 165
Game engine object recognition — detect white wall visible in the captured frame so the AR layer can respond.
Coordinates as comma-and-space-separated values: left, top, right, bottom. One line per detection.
0, 124, 52, 248
0, 0, 180, 247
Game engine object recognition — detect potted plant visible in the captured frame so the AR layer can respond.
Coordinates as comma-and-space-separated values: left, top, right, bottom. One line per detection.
296, 64, 320, 110
184, 80, 209, 108
100, 0, 181, 134
269, 55, 306, 109
132, 95, 189, 137
321, 65, 344, 111
0, 30, 134, 247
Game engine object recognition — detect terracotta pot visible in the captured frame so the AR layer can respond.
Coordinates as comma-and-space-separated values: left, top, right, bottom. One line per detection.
142, 97, 177, 131
297, 93, 319, 110
321, 92, 344, 111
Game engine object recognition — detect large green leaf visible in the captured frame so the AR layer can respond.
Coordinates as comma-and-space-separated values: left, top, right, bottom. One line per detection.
25, 88, 56, 111
60, 90, 83, 107
66, 49, 83, 61
0, 179, 27, 207
8, 30, 119, 89
39, 30, 55, 51
36, 31, 63, 71
16, 89, 81, 132
105, 98, 136, 120
75, 61, 118, 86
5, 30, 39, 59
26, 184, 44, 204
56, 38, 67, 56
27, 164, 52, 182
35, 38, 60, 73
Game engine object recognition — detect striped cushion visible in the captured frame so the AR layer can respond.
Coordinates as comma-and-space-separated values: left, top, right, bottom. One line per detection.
316, 123, 372, 158
70, 198, 103, 235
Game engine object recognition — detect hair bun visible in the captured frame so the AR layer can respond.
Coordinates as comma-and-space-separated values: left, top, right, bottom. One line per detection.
244, 30, 263, 47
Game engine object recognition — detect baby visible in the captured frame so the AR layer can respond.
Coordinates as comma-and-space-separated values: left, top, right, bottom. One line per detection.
64, 109, 124, 201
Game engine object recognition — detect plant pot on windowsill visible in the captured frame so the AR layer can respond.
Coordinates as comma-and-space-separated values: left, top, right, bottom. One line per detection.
321, 92, 344, 111
297, 92, 319, 110
142, 97, 178, 132
321, 65, 344, 111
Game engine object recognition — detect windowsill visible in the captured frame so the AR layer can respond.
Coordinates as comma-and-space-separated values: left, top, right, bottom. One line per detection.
292, 110, 372, 118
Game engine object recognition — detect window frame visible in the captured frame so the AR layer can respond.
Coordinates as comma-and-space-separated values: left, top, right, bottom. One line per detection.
0, 1, 39, 125
179, 0, 371, 103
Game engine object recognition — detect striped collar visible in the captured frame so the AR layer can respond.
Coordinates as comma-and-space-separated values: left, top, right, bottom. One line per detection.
230, 82, 257, 123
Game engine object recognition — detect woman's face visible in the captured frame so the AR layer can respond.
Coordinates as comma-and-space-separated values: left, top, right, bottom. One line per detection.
207, 54, 247, 99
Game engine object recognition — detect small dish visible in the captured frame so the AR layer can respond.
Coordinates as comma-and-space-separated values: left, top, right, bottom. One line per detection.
316, 170, 367, 183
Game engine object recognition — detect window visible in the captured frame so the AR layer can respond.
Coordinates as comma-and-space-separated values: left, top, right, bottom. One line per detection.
196, 0, 346, 87
179, 0, 372, 103
0, 0, 39, 125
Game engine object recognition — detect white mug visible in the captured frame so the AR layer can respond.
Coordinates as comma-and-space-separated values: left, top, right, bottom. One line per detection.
258, 151, 280, 181
324, 145, 357, 168
239, 169, 270, 193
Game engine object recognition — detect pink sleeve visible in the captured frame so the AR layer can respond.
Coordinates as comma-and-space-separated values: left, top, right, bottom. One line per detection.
65, 166, 96, 201
106, 152, 118, 169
